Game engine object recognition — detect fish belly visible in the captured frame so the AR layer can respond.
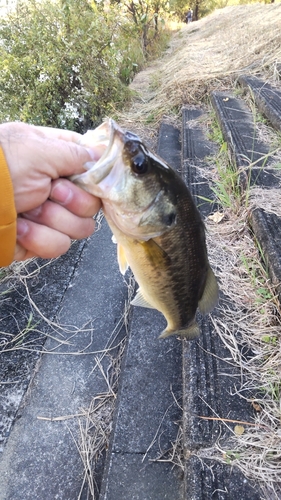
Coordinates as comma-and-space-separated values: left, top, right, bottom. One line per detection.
107, 216, 197, 333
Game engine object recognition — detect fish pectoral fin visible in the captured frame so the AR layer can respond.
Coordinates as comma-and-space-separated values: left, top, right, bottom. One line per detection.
198, 266, 219, 315
117, 243, 129, 275
131, 289, 155, 309
140, 239, 170, 268
159, 321, 200, 340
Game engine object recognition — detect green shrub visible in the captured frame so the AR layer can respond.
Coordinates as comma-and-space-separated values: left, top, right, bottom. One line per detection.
0, 0, 131, 131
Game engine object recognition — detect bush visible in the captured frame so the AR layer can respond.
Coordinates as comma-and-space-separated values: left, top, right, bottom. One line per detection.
0, 0, 131, 132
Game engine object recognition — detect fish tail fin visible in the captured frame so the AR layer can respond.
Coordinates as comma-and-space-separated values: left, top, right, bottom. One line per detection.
198, 266, 219, 316
159, 321, 200, 340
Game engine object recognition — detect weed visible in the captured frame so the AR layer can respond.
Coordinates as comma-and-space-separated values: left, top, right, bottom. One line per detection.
224, 450, 242, 463
261, 335, 278, 345
210, 154, 241, 211
145, 113, 156, 124
149, 71, 162, 91
0, 268, 9, 281
208, 115, 224, 146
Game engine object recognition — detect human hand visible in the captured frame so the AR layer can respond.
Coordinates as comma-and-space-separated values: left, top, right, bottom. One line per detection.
0, 122, 102, 261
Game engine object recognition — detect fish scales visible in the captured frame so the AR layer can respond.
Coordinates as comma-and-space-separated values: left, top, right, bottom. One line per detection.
152, 187, 209, 336
71, 119, 219, 339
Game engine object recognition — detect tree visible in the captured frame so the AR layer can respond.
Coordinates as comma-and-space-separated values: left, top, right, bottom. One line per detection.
116, 0, 169, 55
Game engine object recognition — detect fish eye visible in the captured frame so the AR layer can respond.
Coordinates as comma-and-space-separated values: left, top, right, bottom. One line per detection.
131, 152, 150, 175
163, 212, 176, 227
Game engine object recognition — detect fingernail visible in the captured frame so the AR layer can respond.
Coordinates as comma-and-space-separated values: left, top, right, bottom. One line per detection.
51, 181, 73, 205
85, 148, 100, 162
17, 219, 29, 237
84, 160, 97, 171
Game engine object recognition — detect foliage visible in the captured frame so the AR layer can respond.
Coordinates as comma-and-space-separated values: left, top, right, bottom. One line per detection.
113, 19, 146, 83
115, 0, 170, 56
0, 0, 133, 131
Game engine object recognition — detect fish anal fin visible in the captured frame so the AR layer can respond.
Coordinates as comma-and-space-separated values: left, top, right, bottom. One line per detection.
117, 243, 129, 275
131, 289, 155, 309
159, 321, 200, 340
199, 266, 219, 316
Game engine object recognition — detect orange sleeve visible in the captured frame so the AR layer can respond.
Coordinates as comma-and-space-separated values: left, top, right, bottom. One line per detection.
0, 147, 17, 266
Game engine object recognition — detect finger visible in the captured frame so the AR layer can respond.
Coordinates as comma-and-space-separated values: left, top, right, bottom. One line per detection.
22, 201, 96, 240
39, 138, 101, 178
14, 242, 38, 261
16, 218, 72, 260
35, 126, 84, 144
50, 179, 101, 217
33, 125, 105, 177
0, 122, 101, 178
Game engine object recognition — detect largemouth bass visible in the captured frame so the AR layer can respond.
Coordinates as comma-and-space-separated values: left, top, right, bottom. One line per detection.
71, 119, 218, 339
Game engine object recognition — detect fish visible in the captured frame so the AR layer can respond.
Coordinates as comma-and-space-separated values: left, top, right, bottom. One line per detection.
71, 119, 218, 339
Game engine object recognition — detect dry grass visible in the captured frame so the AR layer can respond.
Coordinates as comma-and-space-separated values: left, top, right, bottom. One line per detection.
118, 3, 281, 134
76, 340, 127, 499
202, 203, 281, 496
249, 186, 281, 217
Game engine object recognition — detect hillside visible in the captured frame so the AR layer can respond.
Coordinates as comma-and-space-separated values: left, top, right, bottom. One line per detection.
120, 2, 281, 137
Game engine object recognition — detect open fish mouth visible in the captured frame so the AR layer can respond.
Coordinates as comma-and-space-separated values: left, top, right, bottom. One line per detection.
71, 119, 123, 188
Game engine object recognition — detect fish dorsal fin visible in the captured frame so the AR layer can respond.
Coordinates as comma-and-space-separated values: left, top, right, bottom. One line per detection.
117, 243, 129, 275
131, 289, 155, 309
198, 266, 219, 315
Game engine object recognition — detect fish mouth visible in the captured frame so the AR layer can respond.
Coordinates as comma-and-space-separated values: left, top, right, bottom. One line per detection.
71, 119, 124, 188
85, 119, 123, 184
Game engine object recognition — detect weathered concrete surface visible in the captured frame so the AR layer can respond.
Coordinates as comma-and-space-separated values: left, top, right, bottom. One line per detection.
211, 91, 275, 188
101, 453, 183, 500
0, 220, 129, 499
250, 205, 281, 304
100, 307, 183, 500
0, 239, 86, 453
185, 456, 261, 500
182, 107, 218, 217
239, 74, 281, 131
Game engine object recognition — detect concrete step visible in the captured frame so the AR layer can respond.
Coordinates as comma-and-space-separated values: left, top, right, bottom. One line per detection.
0, 239, 86, 454
181, 107, 261, 500
182, 108, 218, 217
238, 74, 281, 131
250, 207, 281, 303
211, 90, 275, 188
235, 76, 281, 304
